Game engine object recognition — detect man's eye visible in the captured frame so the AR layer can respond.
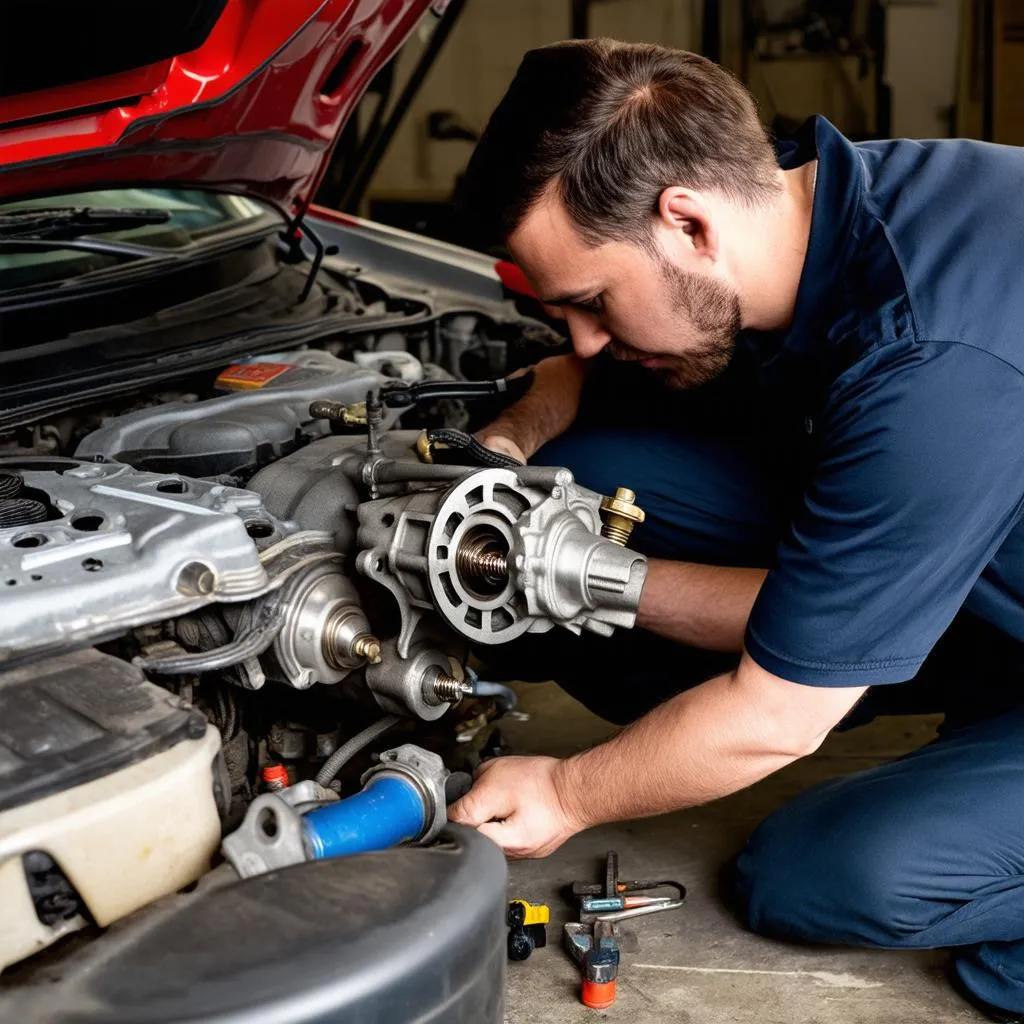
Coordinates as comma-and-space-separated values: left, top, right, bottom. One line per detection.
575, 295, 603, 313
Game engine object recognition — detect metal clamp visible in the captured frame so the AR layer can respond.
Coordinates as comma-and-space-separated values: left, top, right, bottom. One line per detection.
361, 744, 451, 844
221, 793, 309, 879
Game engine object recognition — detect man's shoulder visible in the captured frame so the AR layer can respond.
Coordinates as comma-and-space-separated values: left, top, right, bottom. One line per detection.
854, 134, 1024, 183
850, 137, 1024, 371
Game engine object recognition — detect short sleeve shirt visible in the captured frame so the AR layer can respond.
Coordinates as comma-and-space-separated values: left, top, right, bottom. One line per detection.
743, 118, 1024, 686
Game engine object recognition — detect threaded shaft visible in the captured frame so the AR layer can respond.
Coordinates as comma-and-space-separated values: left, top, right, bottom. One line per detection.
431, 671, 473, 704
0, 472, 23, 500
457, 547, 508, 582
601, 523, 631, 546
323, 607, 381, 669
0, 498, 47, 528
456, 535, 509, 595
599, 486, 644, 547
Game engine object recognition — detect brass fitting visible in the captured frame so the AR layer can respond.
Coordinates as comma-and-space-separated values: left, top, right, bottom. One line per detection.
308, 400, 367, 426
599, 487, 645, 546
415, 430, 434, 463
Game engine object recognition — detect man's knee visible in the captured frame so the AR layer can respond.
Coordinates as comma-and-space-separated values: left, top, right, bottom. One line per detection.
730, 790, 942, 948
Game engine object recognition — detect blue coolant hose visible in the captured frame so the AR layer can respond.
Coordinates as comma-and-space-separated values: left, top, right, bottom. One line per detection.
303, 775, 427, 860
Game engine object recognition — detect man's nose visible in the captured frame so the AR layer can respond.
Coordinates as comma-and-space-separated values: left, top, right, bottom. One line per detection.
565, 309, 612, 359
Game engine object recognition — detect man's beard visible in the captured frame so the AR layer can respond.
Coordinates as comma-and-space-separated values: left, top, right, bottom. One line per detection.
610, 261, 741, 390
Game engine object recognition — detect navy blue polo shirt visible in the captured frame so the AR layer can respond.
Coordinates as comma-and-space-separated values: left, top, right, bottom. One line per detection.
743, 117, 1024, 687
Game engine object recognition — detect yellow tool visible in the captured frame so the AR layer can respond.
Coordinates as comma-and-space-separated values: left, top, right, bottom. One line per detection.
507, 900, 549, 961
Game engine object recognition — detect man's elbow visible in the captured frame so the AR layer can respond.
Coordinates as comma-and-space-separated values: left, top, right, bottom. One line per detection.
788, 721, 834, 759
731, 660, 867, 763
758, 715, 831, 761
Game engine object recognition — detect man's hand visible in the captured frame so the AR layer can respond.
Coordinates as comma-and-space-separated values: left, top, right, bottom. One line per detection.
447, 755, 585, 858
475, 433, 527, 464
469, 354, 590, 463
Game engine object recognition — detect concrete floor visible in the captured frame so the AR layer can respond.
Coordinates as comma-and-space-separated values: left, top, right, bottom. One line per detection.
497, 682, 987, 1024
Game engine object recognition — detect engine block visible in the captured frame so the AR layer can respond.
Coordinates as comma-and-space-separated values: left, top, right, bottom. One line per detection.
0, 460, 283, 662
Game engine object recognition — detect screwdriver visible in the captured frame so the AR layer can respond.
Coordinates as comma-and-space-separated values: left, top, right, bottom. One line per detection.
580, 894, 678, 913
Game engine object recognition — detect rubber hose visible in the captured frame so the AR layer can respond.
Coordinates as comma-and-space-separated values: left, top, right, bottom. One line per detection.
379, 371, 534, 409
315, 715, 401, 787
137, 605, 286, 674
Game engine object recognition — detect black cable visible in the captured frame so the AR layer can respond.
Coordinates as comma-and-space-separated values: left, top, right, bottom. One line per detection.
425, 428, 523, 468
378, 370, 535, 409
315, 715, 401, 787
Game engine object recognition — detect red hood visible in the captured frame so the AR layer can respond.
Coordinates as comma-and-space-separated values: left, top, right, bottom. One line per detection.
0, 0, 432, 213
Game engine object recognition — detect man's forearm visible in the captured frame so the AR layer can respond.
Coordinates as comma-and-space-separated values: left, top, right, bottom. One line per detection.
554, 662, 864, 830
637, 558, 767, 652
478, 354, 590, 459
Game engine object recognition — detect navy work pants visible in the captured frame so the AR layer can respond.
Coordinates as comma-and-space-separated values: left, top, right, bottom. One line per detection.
495, 418, 1024, 1016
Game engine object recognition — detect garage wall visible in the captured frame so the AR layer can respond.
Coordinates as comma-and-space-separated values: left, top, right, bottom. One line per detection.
886, 0, 960, 138
589, 0, 701, 49
367, 0, 703, 204
368, 2, 570, 202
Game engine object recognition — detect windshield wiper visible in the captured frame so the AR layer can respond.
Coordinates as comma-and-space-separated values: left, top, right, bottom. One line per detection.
0, 207, 175, 262
0, 206, 171, 240
0, 237, 170, 260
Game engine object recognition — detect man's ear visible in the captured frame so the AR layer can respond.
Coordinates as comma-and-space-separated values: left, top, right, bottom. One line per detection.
655, 186, 719, 263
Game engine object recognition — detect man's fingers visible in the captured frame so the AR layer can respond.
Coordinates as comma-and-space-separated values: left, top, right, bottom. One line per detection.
448, 775, 513, 827
447, 792, 485, 826
447, 755, 580, 859
477, 820, 516, 852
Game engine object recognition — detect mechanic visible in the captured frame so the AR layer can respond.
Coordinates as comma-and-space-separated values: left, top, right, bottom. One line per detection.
446, 38, 1024, 1021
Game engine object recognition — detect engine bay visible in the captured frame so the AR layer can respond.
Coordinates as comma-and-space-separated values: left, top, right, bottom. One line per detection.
0, 344, 648, 977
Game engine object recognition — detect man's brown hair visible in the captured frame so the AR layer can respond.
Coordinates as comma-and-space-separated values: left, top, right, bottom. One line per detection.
458, 39, 780, 249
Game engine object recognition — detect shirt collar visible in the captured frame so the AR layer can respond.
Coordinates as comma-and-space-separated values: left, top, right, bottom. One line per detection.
742, 116, 865, 365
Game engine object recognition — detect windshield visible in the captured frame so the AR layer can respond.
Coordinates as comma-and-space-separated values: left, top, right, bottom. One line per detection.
0, 189, 274, 290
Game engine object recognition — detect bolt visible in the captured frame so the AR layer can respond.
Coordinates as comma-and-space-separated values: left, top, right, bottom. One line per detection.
426, 670, 474, 706
176, 561, 216, 597
351, 634, 383, 665
599, 487, 645, 546
322, 605, 382, 669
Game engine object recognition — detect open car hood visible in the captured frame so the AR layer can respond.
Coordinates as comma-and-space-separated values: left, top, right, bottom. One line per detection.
0, 0, 433, 213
